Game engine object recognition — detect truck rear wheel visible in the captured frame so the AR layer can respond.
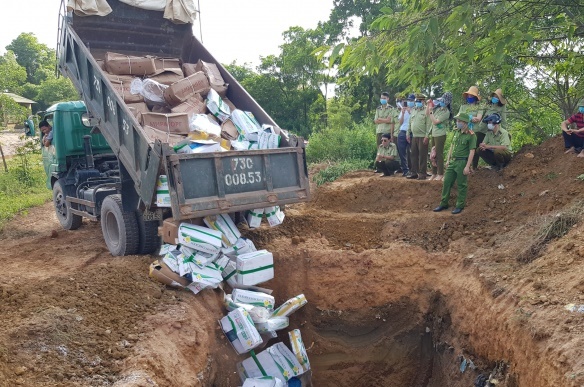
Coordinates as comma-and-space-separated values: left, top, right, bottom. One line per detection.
101, 195, 139, 256
53, 179, 83, 230
135, 211, 160, 255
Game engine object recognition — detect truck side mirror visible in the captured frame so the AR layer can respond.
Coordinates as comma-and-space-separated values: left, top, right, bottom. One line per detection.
81, 112, 100, 128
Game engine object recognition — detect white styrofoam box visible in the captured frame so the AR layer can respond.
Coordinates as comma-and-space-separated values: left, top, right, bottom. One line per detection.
204, 213, 241, 247
236, 250, 274, 286
232, 289, 275, 310
246, 209, 264, 229
220, 307, 263, 354
178, 223, 222, 254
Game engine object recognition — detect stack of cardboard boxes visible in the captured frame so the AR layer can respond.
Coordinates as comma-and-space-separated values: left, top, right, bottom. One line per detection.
101, 52, 282, 153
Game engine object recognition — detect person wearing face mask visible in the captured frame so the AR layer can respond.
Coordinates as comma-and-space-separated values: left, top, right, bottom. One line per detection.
407, 93, 432, 180
397, 93, 415, 176
477, 113, 512, 170
427, 92, 453, 181
433, 112, 476, 215
458, 86, 485, 170
560, 99, 584, 157
374, 92, 396, 146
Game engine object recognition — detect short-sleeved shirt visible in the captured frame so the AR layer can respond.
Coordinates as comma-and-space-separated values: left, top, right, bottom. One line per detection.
567, 112, 584, 138
408, 108, 431, 137
377, 143, 398, 158
451, 131, 477, 159
392, 108, 402, 137
429, 107, 450, 137
483, 128, 512, 151
375, 105, 396, 134
476, 103, 507, 133
399, 109, 411, 132
458, 103, 486, 133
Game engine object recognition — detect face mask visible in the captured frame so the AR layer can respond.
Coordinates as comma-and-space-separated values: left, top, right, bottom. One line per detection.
579, 106, 584, 114
456, 122, 466, 130
487, 123, 495, 130
491, 97, 499, 104
466, 96, 477, 104
407, 101, 414, 108
415, 102, 423, 108
380, 99, 387, 105
439, 101, 445, 108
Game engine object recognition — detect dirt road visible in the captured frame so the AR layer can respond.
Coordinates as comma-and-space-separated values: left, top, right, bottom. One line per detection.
0, 131, 27, 157
1, 136, 583, 386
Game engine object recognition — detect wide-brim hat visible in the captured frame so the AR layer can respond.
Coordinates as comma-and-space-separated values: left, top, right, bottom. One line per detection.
454, 112, 472, 123
462, 86, 481, 101
490, 89, 507, 105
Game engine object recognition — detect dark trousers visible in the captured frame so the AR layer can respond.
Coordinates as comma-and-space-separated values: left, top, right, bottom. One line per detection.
562, 131, 584, 151
375, 160, 400, 175
471, 132, 486, 169
410, 136, 428, 177
397, 131, 410, 173
431, 135, 446, 175
477, 148, 512, 168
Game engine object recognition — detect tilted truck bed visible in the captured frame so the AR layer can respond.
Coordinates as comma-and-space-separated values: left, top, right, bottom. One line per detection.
57, 0, 309, 219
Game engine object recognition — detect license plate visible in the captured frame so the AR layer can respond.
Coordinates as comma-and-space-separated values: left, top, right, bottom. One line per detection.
143, 209, 163, 221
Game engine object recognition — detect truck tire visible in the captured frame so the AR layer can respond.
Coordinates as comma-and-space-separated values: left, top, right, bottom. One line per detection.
53, 179, 83, 230
135, 211, 160, 255
101, 195, 140, 256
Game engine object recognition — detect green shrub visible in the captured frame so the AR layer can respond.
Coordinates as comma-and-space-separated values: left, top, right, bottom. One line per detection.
306, 122, 376, 163
312, 159, 371, 186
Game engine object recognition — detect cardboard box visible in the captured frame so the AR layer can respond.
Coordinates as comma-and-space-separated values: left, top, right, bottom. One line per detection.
222, 237, 255, 258
206, 89, 231, 122
267, 343, 303, 380
105, 52, 157, 76
163, 71, 210, 106
246, 209, 265, 229
143, 125, 186, 146
254, 317, 289, 333
232, 289, 275, 310
240, 347, 282, 382
141, 112, 190, 134
127, 102, 150, 119
159, 243, 177, 255
156, 175, 171, 207
186, 262, 223, 288
212, 83, 229, 98
222, 261, 238, 288
107, 74, 144, 103
258, 131, 281, 149
148, 68, 185, 85
189, 114, 221, 137
178, 223, 223, 254
174, 139, 223, 154
194, 59, 226, 87
223, 98, 237, 112
221, 119, 239, 141
236, 250, 274, 286
289, 329, 311, 372
170, 96, 207, 116
264, 206, 285, 227
242, 377, 283, 387
220, 307, 263, 354
162, 249, 181, 273
272, 294, 307, 318
204, 214, 241, 247
149, 260, 190, 288
151, 105, 172, 114
160, 217, 204, 245
232, 109, 260, 141
179, 245, 217, 268
153, 57, 181, 71
181, 62, 199, 77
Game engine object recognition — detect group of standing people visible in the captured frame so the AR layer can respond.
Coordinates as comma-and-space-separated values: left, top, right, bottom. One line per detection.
374, 86, 512, 214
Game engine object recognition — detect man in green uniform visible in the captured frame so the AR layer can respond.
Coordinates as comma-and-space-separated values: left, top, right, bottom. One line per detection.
407, 93, 432, 180
374, 92, 396, 145
458, 86, 485, 170
477, 113, 512, 170
375, 133, 400, 176
433, 112, 477, 214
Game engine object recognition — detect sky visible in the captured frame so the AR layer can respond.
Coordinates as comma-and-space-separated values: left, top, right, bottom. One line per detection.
0, 0, 334, 67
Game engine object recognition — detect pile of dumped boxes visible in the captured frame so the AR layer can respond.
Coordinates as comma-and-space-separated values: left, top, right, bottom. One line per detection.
149, 212, 310, 386
99, 52, 283, 153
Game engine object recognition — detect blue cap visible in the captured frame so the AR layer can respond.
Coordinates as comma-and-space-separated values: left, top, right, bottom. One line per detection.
407, 93, 416, 101
287, 377, 302, 387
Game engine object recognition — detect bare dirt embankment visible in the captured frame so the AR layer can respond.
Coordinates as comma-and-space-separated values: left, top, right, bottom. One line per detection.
0, 131, 26, 157
1, 136, 583, 387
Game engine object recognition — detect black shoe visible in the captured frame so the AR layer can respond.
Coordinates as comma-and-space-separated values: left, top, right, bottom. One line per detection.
433, 205, 448, 212
406, 174, 418, 179
451, 208, 463, 214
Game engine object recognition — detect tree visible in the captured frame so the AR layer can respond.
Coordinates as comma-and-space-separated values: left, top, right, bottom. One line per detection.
0, 51, 27, 93
6, 33, 56, 84
34, 77, 79, 111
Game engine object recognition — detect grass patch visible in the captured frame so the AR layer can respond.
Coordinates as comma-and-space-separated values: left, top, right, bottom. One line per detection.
312, 159, 371, 186
0, 152, 51, 230
516, 203, 584, 263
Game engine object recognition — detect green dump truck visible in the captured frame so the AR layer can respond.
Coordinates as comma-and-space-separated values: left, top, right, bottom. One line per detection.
43, 0, 310, 256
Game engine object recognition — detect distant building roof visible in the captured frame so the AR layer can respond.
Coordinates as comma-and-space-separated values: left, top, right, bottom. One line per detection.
1, 92, 36, 104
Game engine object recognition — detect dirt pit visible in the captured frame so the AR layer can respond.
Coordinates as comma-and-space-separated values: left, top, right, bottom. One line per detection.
1, 136, 584, 387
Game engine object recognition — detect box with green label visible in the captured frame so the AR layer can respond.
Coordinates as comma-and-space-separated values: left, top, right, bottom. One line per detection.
236, 250, 274, 286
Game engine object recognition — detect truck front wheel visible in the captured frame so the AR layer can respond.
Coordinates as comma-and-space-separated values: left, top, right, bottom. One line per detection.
101, 195, 140, 256
53, 179, 83, 230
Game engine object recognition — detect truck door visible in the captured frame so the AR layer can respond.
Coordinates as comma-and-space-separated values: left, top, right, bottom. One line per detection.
40, 114, 57, 185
